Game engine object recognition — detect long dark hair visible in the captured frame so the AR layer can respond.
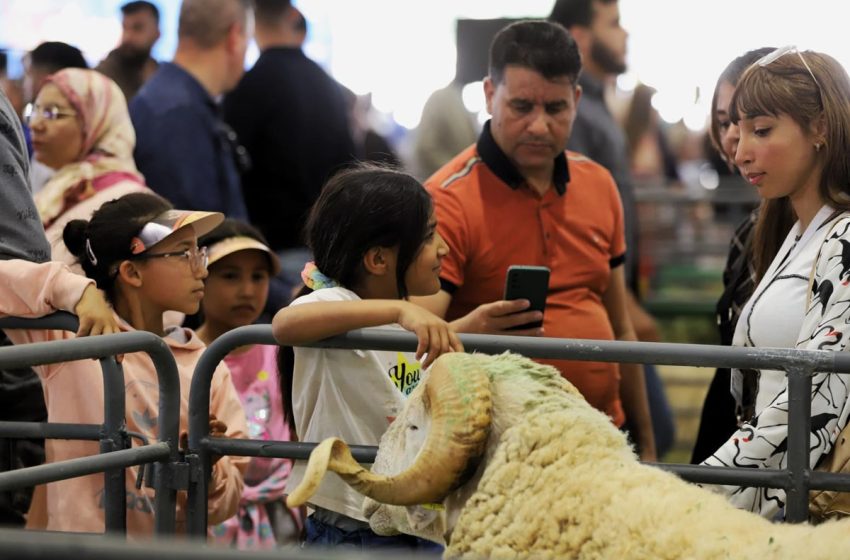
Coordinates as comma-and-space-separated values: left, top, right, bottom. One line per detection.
63, 192, 172, 301
731, 50, 850, 281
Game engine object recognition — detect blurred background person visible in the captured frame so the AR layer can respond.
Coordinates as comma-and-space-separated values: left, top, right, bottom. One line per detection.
343, 87, 401, 168
690, 47, 779, 465
412, 75, 478, 180
22, 41, 88, 194
224, 0, 354, 306
623, 83, 679, 185
96, 0, 161, 103
550, 0, 674, 458
28, 68, 148, 267
131, 0, 252, 220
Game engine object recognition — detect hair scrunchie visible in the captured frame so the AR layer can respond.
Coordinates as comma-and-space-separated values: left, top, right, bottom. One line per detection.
301, 261, 339, 291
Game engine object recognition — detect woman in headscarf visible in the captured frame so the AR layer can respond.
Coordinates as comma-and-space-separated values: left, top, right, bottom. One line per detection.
27, 67, 148, 267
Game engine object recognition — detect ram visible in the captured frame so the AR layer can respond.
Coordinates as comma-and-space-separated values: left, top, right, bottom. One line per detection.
288, 352, 850, 559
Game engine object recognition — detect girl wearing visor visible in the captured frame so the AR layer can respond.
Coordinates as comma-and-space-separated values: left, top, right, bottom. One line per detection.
197, 220, 303, 548
0, 191, 248, 535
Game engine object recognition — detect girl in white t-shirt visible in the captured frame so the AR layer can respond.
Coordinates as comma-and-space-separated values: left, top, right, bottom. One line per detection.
272, 165, 462, 551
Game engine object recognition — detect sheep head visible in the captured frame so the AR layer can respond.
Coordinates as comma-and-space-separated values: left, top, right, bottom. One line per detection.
287, 353, 493, 543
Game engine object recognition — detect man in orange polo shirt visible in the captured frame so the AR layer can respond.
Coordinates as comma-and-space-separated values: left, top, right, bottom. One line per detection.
414, 20, 656, 460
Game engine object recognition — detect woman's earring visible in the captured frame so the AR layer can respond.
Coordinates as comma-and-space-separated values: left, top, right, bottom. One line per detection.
815, 142, 822, 152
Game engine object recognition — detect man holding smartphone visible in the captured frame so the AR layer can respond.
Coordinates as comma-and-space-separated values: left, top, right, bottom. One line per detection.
413, 20, 656, 461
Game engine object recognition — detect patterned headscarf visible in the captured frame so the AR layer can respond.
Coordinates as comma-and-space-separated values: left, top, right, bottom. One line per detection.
34, 68, 145, 227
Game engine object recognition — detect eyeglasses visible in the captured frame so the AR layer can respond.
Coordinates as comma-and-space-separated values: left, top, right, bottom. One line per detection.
756, 45, 823, 101
23, 103, 77, 125
130, 246, 209, 272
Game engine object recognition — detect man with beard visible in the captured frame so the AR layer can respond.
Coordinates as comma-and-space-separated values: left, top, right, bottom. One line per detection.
550, 0, 675, 458
96, 1, 161, 102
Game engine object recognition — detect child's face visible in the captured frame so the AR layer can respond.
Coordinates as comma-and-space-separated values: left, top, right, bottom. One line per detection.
133, 228, 208, 315
404, 217, 449, 297
202, 249, 270, 330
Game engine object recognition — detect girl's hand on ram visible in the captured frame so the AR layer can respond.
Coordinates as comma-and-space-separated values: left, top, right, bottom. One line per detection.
397, 301, 464, 369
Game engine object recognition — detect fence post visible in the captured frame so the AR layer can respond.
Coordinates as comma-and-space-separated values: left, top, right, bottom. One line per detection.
784, 364, 813, 523
99, 357, 127, 534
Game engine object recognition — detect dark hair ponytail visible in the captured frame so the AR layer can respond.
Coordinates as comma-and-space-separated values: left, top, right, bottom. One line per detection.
276, 345, 296, 434
62, 192, 172, 300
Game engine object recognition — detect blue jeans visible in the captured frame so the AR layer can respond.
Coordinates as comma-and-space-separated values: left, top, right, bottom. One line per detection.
304, 515, 443, 554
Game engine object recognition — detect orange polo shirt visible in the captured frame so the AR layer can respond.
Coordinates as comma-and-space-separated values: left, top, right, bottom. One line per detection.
426, 121, 626, 426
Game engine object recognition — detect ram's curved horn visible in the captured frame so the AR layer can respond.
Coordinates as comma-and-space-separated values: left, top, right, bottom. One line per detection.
286, 353, 492, 507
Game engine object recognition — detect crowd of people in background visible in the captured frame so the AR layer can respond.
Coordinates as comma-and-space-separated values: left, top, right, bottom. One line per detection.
1, 0, 850, 552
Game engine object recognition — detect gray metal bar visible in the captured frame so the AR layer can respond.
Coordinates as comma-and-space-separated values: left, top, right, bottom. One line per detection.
0, 311, 80, 332
0, 443, 169, 491
0, 422, 101, 440
785, 366, 813, 522
203, 437, 378, 463
313, 330, 850, 374
0, 528, 400, 560
809, 471, 850, 491
658, 463, 791, 487
99, 357, 127, 534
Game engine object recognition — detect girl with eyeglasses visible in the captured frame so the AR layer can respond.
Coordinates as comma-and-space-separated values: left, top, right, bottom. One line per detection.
699, 48, 850, 521
0, 191, 249, 535
25, 68, 149, 269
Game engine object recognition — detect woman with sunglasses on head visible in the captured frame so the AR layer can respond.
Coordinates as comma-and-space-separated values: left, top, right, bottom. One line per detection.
0, 191, 248, 535
26, 67, 148, 267
700, 47, 850, 520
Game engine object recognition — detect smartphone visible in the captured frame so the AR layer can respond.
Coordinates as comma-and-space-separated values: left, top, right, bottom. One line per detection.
503, 265, 550, 330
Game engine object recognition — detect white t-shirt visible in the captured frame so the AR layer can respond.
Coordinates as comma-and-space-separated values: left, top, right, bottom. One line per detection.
285, 287, 424, 521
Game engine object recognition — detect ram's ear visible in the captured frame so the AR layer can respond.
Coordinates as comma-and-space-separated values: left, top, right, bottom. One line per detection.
405, 503, 442, 531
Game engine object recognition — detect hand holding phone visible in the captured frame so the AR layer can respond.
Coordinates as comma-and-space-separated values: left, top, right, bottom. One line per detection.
503, 265, 550, 331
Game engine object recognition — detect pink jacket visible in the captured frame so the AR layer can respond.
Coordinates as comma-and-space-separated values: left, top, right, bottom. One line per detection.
0, 259, 248, 535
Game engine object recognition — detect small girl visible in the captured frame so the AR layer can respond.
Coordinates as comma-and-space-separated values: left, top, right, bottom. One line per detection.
0, 191, 248, 535
196, 219, 302, 548
272, 166, 462, 550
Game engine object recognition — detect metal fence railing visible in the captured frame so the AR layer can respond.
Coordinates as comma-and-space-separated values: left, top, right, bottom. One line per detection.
4, 317, 850, 545
0, 527, 407, 560
184, 324, 850, 535
0, 313, 183, 535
